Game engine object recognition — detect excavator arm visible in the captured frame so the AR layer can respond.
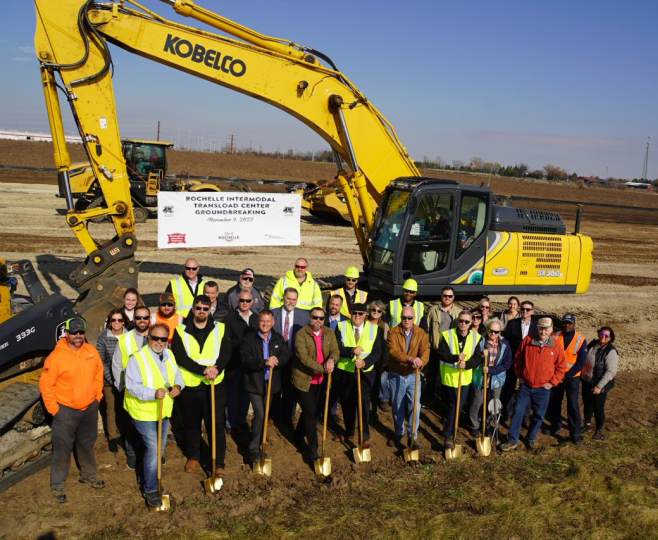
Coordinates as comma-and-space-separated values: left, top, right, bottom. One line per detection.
34, 1, 419, 311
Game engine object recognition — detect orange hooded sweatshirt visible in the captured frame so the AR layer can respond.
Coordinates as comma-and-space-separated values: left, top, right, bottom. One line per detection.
39, 338, 103, 415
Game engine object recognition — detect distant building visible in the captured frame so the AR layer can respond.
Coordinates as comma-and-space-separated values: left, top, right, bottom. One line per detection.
578, 176, 607, 185
625, 182, 654, 191
0, 130, 82, 144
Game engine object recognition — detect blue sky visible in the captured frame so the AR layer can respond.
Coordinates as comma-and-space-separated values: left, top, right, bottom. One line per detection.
2, 0, 657, 179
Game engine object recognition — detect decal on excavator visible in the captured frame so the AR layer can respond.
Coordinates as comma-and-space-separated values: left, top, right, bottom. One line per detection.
163, 34, 247, 77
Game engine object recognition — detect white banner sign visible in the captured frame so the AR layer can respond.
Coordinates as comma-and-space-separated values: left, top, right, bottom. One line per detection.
157, 192, 301, 248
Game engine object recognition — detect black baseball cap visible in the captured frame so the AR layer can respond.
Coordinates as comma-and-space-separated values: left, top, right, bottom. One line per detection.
65, 317, 86, 333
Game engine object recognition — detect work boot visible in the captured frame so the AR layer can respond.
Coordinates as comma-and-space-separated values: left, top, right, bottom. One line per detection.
500, 441, 517, 452
79, 476, 105, 489
387, 435, 403, 448
52, 489, 67, 503
572, 434, 582, 446
444, 437, 454, 450
126, 455, 137, 471
469, 427, 480, 438
108, 438, 119, 454
215, 467, 225, 478
527, 440, 538, 450
145, 491, 162, 508
309, 448, 321, 462
184, 459, 199, 473
378, 401, 391, 413
408, 438, 422, 450
592, 430, 604, 440
582, 423, 593, 433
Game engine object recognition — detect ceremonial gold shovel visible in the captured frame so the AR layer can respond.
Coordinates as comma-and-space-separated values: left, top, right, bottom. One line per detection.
314, 371, 332, 476
204, 378, 223, 493
403, 368, 420, 463
150, 398, 171, 511
254, 367, 273, 476
445, 368, 464, 461
353, 366, 371, 463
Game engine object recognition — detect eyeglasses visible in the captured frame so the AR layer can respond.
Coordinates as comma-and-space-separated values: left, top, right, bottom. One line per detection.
68, 330, 86, 336
472, 315, 482, 319
149, 335, 168, 343
134, 315, 149, 321
311, 315, 325, 320
520, 308, 533, 312
599, 332, 611, 338
185, 266, 198, 271
488, 329, 501, 334
110, 317, 124, 323
160, 303, 174, 308
480, 305, 490, 310
401, 316, 414, 321
238, 299, 252, 303
370, 308, 382, 313
442, 294, 454, 298
295, 265, 307, 270
194, 306, 210, 312
241, 276, 254, 282
458, 319, 471, 324
352, 312, 365, 316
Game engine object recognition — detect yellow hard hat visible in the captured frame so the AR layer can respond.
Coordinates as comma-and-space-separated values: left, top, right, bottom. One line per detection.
402, 278, 418, 292
345, 266, 360, 279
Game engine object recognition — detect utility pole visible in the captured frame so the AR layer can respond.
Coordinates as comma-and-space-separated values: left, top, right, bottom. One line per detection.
228, 134, 236, 154
641, 135, 651, 181
157, 121, 160, 141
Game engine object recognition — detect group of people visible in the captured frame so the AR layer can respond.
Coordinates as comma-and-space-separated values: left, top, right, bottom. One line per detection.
38, 257, 619, 507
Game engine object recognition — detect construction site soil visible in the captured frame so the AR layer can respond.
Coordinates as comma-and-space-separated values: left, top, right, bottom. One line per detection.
1, 140, 657, 538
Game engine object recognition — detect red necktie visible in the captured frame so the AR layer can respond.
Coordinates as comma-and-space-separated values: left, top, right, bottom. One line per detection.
284, 313, 290, 342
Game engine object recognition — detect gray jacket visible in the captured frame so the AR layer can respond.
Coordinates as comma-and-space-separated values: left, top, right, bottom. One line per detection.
223, 282, 265, 314
96, 327, 126, 387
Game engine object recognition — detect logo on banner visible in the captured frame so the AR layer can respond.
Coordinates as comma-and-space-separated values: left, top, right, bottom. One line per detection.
283, 206, 294, 216
168, 233, 187, 244
163, 205, 174, 217
218, 232, 239, 242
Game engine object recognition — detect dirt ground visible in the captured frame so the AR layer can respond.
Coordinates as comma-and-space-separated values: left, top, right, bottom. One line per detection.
1, 140, 658, 538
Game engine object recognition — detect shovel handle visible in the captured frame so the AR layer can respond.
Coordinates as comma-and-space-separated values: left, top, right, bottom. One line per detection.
453, 367, 463, 442
321, 371, 331, 459
481, 371, 488, 438
156, 397, 163, 495
210, 376, 216, 474
356, 366, 363, 448
261, 365, 274, 457
410, 368, 419, 447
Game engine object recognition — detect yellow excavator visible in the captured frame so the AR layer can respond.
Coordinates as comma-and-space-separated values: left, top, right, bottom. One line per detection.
0, 0, 594, 488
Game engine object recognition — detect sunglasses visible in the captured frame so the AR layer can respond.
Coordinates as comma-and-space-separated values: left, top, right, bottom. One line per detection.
346, 278, 358, 282
311, 315, 325, 320
472, 315, 482, 319
520, 308, 533, 312
110, 317, 124, 323
295, 265, 307, 269
401, 316, 414, 321
238, 298, 252, 303
68, 330, 86, 336
149, 335, 168, 343
241, 276, 254, 282
442, 294, 454, 298
599, 332, 611, 338
185, 266, 198, 271
194, 306, 210, 311
370, 308, 382, 313
403, 289, 416, 294
160, 303, 174, 307
488, 329, 501, 334
458, 319, 471, 324
480, 305, 490, 310
134, 315, 150, 321
352, 311, 365, 316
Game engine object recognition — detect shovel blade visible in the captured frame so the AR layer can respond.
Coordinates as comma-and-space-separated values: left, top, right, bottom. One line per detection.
353, 446, 371, 463
314, 457, 331, 476
476, 437, 492, 457
204, 476, 223, 493
403, 447, 419, 463
445, 444, 463, 460
149, 494, 171, 512
254, 457, 272, 476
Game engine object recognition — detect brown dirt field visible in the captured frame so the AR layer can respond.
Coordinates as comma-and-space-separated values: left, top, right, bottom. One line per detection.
1, 140, 658, 538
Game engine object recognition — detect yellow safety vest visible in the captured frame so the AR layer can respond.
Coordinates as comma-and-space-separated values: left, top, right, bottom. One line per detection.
175, 323, 225, 387
336, 320, 377, 373
269, 270, 322, 311
553, 331, 585, 377
389, 299, 425, 327
118, 330, 143, 368
169, 277, 206, 317
123, 346, 177, 421
330, 288, 368, 317
440, 329, 479, 387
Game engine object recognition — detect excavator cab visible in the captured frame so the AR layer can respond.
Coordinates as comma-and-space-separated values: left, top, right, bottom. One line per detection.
369, 178, 490, 297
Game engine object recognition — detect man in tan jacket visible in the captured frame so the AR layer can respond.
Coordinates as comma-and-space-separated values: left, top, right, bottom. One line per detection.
292, 307, 340, 461
387, 307, 430, 449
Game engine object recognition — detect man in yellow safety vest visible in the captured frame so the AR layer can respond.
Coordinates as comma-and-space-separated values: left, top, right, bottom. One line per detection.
269, 258, 322, 311
331, 303, 382, 448
438, 310, 483, 450
388, 279, 426, 329
124, 324, 184, 508
165, 258, 207, 317
112, 305, 151, 471
543, 313, 588, 445
327, 266, 368, 316
171, 295, 231, 477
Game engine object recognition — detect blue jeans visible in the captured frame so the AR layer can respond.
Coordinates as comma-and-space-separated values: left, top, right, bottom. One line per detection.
133, 418, 168, 494
379, 371, 391, 403
388, 371, 420, 439
508, 383, 550, 444
225, 367, 250, 428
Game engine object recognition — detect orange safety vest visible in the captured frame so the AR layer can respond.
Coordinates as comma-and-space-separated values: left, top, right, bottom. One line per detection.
553, 331, 585, 377
151, 312, 183, 343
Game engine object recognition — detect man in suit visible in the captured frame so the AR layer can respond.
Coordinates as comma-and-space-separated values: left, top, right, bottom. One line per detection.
501, 300, 538, 421
271, 287, 307, 426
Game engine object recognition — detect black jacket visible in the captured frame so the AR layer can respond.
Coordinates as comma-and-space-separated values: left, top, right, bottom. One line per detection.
170, 317, 231, 391
503, 318, 538, 354
241, 330, 289, 395
225, 309, 258, 371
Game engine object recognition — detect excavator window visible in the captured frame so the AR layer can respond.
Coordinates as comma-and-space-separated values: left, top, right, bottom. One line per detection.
371, 190, 410, 277
403, 193, 454, 275
455, 193, 488, 258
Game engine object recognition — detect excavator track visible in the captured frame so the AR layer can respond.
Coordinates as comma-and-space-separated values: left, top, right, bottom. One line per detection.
0, 383, 42, 432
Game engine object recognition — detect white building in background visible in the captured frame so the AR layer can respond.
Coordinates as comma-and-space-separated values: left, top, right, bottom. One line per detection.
0, 130, 82, 144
